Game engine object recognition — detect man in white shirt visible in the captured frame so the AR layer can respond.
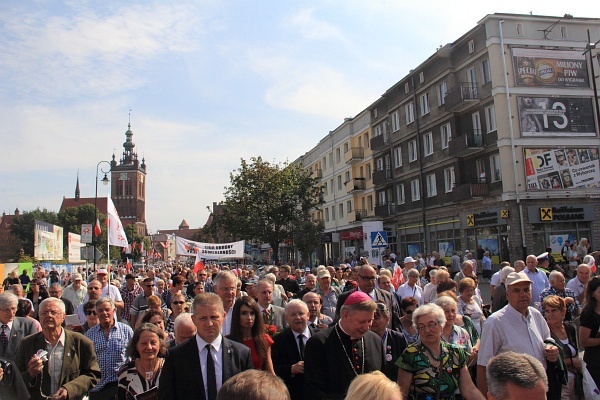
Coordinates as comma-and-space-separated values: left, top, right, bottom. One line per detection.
566, 263, 591, 305
61, 273, 87, 309
524, 255, 550, 307
213, 271, 238, 336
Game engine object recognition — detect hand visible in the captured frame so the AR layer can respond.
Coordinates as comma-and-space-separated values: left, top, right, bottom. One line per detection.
27, 354, 44, 378
317, 323, 328, 330
291, 361, 304, 375
0, 365, 4, 382
546, 345, 559, 363
51, 386, 68, 400
564, 297, 575, 305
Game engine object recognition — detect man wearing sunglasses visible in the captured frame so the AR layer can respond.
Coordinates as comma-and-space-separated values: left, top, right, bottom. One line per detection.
75, 281, 103, 325
130, 278, 162, 327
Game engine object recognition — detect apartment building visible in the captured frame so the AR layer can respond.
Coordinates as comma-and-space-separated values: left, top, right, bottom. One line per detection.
298, 13, 600, 265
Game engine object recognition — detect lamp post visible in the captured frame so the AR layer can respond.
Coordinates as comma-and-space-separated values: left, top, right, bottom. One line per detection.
93, 161, 111, 272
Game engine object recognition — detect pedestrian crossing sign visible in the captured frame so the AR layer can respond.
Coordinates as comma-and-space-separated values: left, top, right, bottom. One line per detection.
371, 231, 388, 248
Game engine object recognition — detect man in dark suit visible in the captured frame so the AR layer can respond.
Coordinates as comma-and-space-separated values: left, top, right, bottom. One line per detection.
304, 291, 383, 400
159, 293, 253, 400
14, 297, 100, 400
272, 300, 316, 400
0, 292, 39, 360
48, 283, 74, 315
334, 264, 401, 331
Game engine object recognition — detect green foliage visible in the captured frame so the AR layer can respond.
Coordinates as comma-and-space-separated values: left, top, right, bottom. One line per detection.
220, 157, 323, 263
124, 224, 150, 262
293, 219, 325, 265
10, 208, 59, 257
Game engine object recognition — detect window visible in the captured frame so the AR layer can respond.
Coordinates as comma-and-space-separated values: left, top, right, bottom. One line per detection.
374, 108, 378, 118
367, 195, 373, 212
376, 157, 384, 171
420, 93, 430, 116
560, 26, 568, 38
378, 191, 386, 205
339, 203, 344, 218
330, 179, 334, 192
366, 163, 372, 180
411, 179, 420, 201
391, 111, 400, 132
405, 102, 415, 124
516, 23, 524, 36
331, 206, 336, 220
408, 139, 418, 162
482, 59, 491, 84
394, 146, 402, 168
468, 40, 475, 54
441, 123, 452, 149
426, 174, 437, 197
364, 133, 369, 148
438, 81, 447, 106
323, 182, 328, 196
485, 105, 497, 133
444, 167, 455, 193
419, 71, 424, 83
345, 171, 350, 183
337, 175, 342, 191
336, 148, 341, 163
322, 157, 327, 170
405, 82, 410, 94
343, 142, 349, 153
346, 200, 352, 213
490, 154, 501, 183
374, 124, 382, 137
325, 208, 329, 222
423, 132, 433, 156
397, 184, 405, 204
359, 166, 364, 178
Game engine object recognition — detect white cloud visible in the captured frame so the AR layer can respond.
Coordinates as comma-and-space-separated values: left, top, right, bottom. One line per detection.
286, 8, 345, 42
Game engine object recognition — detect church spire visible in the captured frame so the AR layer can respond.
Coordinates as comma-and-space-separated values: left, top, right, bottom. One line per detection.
75, 170, 80, 200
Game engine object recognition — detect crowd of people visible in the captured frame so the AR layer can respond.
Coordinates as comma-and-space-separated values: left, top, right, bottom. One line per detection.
0, 241, 598, 400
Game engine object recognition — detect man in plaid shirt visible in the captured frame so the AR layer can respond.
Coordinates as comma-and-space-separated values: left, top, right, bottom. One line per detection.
539, 270, 581, 321
120, 273, 142, 327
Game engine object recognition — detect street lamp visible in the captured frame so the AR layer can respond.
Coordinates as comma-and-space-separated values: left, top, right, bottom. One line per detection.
93, 160, 111, 272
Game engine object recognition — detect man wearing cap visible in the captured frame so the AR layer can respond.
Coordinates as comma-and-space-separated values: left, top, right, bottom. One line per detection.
62, 273, 87, 309
315, 269, 340, 320
402, 256, 417, 282
334, 264, 401, 331
92, 268, 124, 314
304, 291, 383, 400
120, 273, 143, 327
477, 271, 560, 397
524, 254, 550, 307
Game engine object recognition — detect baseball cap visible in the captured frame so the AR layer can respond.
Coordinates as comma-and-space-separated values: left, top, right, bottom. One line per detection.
97, 268, 108, 275
505, 271, 532, 287
404, 257, 416, 264
318, 270, 331, 279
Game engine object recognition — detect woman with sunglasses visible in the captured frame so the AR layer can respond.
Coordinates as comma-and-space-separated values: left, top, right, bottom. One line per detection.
81, 300, 99, 334
370, 302, 407, 381
400, 297, 420, 344
397, 303, 485, 400
165, 293, 186, 342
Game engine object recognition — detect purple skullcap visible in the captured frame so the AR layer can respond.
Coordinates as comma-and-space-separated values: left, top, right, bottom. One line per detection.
344, 291, 372, 306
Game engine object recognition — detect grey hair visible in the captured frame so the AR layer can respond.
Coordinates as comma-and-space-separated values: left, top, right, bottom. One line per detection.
285, 299, 308, 315
460, 261, 472, 270
173, 312, 194, 333
39, 297, 66, 313
407, 269, 420, 278
501, 267, 515, 282
486, 351, 548, 398
50, 283, 63, 290
263, 273, 277, 283
0, 292, 18, 309
435, 295, 458, 310
95, 296, 116, 310
548, 270, 564, 283
257, 279, 274, 290
213, 271, 237, 287
412, 303, 446, 329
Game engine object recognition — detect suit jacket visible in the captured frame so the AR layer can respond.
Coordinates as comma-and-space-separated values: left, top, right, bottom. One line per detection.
158, 335, 253, 400
14, 330, 101, 400
0, 317, 39, 360
61, 297, 75, 316
382, 329, 407, 382
264, 305, 287, 332
334, 288, 401, 331
272, 326, 316, 400
304, 325, 383, 400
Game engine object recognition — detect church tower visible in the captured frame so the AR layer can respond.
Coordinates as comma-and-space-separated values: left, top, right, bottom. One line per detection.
110, 121, 147, 236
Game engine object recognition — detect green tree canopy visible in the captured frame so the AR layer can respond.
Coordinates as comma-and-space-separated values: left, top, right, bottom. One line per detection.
10, 208, 59, 257
219, 157, 323, 263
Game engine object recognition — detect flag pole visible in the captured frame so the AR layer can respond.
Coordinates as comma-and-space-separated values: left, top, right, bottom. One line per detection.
107, 207, 111, 268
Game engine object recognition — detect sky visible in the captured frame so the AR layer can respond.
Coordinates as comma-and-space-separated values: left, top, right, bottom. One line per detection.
0, 0, 595, 233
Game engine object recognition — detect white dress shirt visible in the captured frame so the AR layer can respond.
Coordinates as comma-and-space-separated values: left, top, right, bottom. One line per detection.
195, 334, 224, 398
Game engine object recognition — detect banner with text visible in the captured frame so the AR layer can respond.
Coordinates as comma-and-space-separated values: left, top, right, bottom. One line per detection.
68, 233, 84, 263
34, 220, 64, 261
512, 48, 589, 87
524, 148, 600, 190
175, 236, 245, 259
518, 96, 596, 137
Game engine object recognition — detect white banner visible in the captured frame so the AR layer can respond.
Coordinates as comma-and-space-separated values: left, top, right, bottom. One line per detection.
81, 224, 92, 244
175, 236, 245, 259
68, 233, 84, 263
106, 197, 129, 248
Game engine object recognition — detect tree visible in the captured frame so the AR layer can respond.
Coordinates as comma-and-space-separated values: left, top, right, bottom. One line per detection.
220, 157, 323, 264
124, 224, 150, 262
10, 208, 59, 257
293, 219, 325, 267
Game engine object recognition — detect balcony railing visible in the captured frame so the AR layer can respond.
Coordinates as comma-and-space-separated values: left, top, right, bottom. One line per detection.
370, 132, 389, 151
313, 169, 322, 178
444, 82, 479, 112
345, 178, 366, 193
448, 129, 484, 157
375, 202, 397, 218
372, 168, 392, 185
452, 180, 490, 201
344, 147, 365, 163
348, 209, 367, 223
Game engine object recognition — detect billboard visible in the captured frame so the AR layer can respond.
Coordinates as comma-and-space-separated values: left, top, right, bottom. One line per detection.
67, 233, 85, 263
34, 220, 64, 260
518, 96, 596, 137
524, 148, 600, 190
512, 48, 589, 87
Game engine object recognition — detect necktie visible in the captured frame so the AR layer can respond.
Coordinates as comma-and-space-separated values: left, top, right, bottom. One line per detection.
297, 334, 305, 360
206, 344, 217, 400
0, 325, 8, 350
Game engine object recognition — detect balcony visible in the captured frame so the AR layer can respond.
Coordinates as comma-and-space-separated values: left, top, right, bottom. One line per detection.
448, 129, 484, 158
313, 169, 322, 179
372, 168, 392, 186
370, 132, 389, 151
348, 209, 367, 223
345, 178, 366, 193
444, 82, 479, 112
375, 202, 397, 218
451, 180, 490, 202
344, 147, 365, 164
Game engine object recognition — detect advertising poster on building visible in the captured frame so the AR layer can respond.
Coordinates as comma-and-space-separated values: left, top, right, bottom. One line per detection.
518, 96, 596, 137
512, 48, 589, 87
34, 220, 64, 260
407, 244, 421, 259
524, 148, 600, 190
549, 234, 571, 262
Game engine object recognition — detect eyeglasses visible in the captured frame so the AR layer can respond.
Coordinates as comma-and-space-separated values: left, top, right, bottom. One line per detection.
417, 322, 439, 332
40, 310, 63, 317
172, 301, 185, 305
85, 310, 97, 316
358, 275, 377, 281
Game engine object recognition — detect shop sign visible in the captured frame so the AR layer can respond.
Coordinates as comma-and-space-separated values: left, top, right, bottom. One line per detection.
527, 204, 595, 223
463, 210, 502, 228
340, 228, 364, 241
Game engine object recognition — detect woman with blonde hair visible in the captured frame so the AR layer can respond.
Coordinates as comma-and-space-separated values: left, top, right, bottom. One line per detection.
345, 371, 402, 400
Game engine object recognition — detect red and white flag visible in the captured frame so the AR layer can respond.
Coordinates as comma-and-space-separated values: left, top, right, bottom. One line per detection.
94, 218, 102, 237
194, 251, 205, 273
106, 197, 129, 248
391, 264, 405, 290
126, 258, 132, 273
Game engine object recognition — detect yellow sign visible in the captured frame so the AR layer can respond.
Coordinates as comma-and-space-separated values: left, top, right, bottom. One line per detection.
501, 210, 509, 219
540, 208, 553, 221
467, 214, 475, 226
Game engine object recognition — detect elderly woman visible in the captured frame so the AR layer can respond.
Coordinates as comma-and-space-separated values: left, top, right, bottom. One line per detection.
438, 290, 480, 350
491, 266, 514, 312
370, 302, 407, 381
421, 269, 438, 305
396, 303, 485, 400
397, 269, 423, 305
435, 295, 478, 371
345, 371, 402, 400
117, 323, 166, 399
400, 297, 420, 344
543, 295, 580, 400
457, 278, 484, 335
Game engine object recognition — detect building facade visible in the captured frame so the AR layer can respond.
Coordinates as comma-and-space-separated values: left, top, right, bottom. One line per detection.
299, 13, 600, 266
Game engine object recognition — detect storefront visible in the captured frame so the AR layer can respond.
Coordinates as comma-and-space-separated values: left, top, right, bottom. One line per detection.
340, 228, 364, 261
461, 208, 511, 265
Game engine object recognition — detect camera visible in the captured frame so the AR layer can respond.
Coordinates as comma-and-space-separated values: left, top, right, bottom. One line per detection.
36, 349, 49, 363
0, 358, 14, 386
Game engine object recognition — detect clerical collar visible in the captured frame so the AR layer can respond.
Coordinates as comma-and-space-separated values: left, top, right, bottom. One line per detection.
337, 321, 352, 339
